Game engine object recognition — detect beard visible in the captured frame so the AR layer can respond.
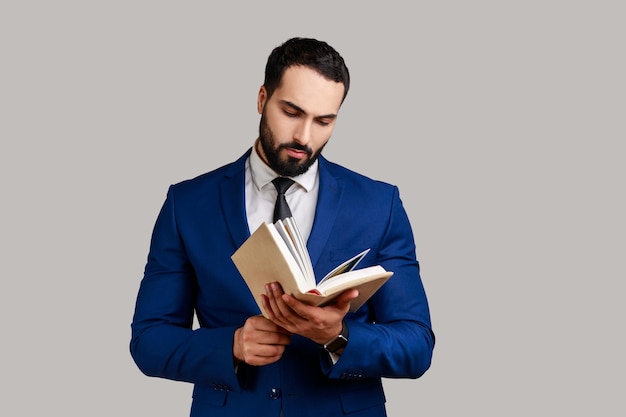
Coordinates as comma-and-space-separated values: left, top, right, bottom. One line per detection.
258, 113, 326, 177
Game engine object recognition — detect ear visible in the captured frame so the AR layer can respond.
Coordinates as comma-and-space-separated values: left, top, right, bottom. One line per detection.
257, 86, 267, 114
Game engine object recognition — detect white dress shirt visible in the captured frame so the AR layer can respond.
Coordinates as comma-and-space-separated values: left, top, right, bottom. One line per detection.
245, 141, 319, 242
245, 143, 341, 364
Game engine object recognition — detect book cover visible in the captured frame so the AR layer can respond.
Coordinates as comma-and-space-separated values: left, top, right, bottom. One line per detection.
231, 220, 393, 318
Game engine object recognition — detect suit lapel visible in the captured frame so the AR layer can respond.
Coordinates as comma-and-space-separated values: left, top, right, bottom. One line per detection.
307, 157, 343, 272
220, 150, 252, 248
222, 152, 343, 274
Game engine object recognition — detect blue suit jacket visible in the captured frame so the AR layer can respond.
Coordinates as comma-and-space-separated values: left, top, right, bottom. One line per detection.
131, 149, 434, 416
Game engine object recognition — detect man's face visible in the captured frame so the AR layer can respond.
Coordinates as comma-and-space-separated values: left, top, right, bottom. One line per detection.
257, 65, 345, 177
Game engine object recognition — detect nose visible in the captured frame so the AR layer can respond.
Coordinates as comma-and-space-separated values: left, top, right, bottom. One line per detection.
293, 120, 312, 146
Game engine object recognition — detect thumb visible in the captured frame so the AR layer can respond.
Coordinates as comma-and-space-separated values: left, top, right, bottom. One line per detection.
334, 288, 359, 311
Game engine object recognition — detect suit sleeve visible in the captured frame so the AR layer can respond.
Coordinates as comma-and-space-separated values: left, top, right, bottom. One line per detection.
323, 186, 435, 379
130, 186, 243, 390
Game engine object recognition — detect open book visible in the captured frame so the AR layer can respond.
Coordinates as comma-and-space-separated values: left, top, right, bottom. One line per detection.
231, 217, 393, 318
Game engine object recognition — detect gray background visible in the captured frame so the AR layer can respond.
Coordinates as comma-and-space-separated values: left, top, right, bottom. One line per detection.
2, 1, 624, 415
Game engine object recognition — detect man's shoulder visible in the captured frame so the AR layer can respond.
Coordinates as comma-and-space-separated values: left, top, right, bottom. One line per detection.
171, 149, 250, 192
320, 156, 397, 192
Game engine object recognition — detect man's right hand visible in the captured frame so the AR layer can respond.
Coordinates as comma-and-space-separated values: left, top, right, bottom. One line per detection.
233, 315, 292, 366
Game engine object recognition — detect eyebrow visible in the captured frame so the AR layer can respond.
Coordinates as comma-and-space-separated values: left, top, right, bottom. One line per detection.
280, 100, 337, 120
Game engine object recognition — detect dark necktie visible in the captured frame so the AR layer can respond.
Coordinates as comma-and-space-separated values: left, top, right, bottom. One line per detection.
272, 177, 295, 222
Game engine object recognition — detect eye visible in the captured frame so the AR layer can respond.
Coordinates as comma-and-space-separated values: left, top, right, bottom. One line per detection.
284, 110, 299, 118
316, 119, 331, 126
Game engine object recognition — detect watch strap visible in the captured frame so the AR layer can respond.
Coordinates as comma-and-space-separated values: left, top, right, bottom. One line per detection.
323, 321, 349, 353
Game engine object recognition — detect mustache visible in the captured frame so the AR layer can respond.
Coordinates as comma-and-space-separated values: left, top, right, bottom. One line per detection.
279, 142, 313, 156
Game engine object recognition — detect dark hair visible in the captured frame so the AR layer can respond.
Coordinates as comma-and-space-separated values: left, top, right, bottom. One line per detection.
264, 37, 350, 103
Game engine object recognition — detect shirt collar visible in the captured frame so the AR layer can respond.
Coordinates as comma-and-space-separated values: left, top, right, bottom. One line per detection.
249, 139, 318, 192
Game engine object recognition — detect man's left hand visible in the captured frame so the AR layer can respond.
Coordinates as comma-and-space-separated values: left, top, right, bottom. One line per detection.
261, 282, 358, 345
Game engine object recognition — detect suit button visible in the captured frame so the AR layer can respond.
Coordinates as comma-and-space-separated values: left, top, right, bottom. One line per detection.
268, 388, 281, 399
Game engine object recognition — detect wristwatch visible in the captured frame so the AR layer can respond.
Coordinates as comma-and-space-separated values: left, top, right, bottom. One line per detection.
323, 321, 349, 354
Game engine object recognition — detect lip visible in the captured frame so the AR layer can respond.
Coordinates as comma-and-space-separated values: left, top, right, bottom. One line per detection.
285, 147, 307, 159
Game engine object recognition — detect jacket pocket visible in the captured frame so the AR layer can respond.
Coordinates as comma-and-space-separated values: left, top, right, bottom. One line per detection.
192, 383, 228, 407
339, 379, 386, 414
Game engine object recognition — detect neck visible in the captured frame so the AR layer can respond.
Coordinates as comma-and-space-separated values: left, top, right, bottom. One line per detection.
254, 138, 270, 167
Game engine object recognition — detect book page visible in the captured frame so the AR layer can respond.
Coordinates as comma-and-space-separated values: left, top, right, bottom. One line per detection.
318, 248, 371, 285
316, 265, 390, 294
231, 222, 312, 317
282, 217, 315, 287
299, 266, 393, 312
274, 220, 309, 282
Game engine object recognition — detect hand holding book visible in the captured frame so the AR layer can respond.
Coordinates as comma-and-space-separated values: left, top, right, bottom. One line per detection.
231, 218, 393, 318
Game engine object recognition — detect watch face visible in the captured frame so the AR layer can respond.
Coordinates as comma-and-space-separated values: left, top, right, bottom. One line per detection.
324, 321, 349, 353
325, 335, 348, 353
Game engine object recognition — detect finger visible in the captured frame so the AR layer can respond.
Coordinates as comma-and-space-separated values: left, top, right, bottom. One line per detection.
248, 313, 285, 333
262, 284, 284, 322
239, 323, 291, 360
333, 288, 360, 312
260, 294, 277, 321
262, 285, 295, 330
263, 283, 293, 324
244, 344, 286, 366
243, 316, 292, 344
268, 283, 300, 322
280, 293, 316, 321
